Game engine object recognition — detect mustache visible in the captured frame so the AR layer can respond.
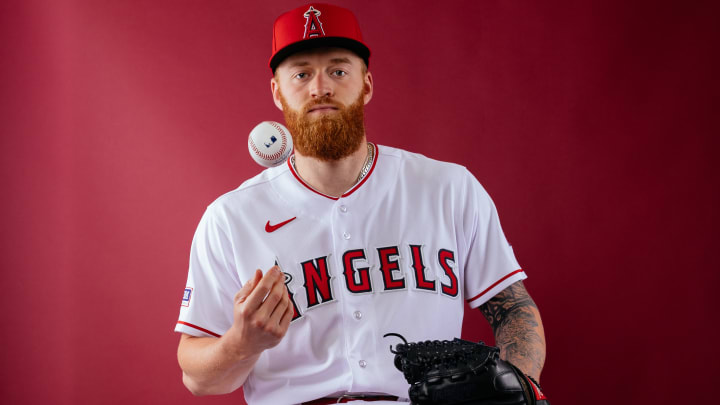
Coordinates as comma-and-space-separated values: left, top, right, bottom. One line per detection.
302, 96, 344, 114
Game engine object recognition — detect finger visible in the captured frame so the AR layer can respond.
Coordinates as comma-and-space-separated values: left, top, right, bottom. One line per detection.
243, 266, 282, 311
278, 298, 295, 330
235, 269, 263, 304
267, 289, 291, 326
255, 274, 288, 320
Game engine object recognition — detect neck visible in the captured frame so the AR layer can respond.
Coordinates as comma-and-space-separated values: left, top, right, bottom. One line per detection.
293, 139, 369, 198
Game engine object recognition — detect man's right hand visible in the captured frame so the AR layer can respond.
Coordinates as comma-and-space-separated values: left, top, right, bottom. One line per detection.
177, 266, 295, 396
223, 266, 295, 360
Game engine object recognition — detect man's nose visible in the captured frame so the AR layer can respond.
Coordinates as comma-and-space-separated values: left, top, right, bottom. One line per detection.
309, 73, 333, 98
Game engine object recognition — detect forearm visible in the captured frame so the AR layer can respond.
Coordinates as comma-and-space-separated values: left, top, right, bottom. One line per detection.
493, 304, 546, 380
479, 281, 546, 381
177, 333, 260, 396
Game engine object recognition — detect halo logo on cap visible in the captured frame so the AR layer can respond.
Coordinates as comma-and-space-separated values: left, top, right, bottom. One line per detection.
303, 6, 325, 38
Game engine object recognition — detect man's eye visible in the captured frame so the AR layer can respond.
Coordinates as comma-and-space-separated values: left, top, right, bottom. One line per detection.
333, 70, 347, 77
294, 72, 308, 79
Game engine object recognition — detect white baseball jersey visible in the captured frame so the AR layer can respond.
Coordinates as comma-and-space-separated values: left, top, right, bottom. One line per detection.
175, 144, 526, 405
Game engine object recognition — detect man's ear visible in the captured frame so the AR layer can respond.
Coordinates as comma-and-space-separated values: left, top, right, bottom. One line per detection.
270, 78, 284, 111
363, 71, 373, 105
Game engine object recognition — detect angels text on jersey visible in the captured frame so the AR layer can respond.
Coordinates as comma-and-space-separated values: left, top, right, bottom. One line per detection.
278, 243, 459, 321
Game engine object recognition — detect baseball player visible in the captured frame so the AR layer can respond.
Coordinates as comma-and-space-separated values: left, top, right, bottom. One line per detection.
175, 3, 547, 405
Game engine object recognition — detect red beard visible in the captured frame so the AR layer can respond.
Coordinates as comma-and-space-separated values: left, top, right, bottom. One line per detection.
280, 92, 366, 161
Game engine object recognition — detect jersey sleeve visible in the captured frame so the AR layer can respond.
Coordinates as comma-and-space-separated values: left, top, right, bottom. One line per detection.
175, 205, 241, 337
461, 170, 526, 308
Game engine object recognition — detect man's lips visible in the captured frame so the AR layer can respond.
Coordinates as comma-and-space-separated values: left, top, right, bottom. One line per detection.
307, 105, 339, 114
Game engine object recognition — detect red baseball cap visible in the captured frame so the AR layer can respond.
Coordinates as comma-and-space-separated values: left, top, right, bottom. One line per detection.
270, 3, 371, 72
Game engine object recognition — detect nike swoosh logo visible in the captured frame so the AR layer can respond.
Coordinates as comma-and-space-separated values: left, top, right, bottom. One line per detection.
265, 217, 297, 233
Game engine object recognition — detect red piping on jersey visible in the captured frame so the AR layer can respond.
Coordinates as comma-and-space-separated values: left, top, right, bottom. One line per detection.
287, 143, 379, 201
177, 321, 221, 338
466, 269, 524, 303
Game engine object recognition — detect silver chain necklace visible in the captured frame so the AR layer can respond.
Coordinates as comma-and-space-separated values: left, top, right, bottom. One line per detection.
355, 142, 375, 183
290, 143, 375, 185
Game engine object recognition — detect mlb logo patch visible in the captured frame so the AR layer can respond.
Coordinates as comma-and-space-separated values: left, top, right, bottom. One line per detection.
182, 287, 193, 307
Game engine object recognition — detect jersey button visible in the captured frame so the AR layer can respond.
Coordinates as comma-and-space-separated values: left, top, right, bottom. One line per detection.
343, 232, 351, 240
353, 310, 362, 320
339, 205, 348, 213
359, 360, 367, 368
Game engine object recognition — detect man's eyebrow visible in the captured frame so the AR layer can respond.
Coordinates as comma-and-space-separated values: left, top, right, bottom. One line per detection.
329, 57, 352, 65
287, 61, 311, 68
285, 57, 352, 69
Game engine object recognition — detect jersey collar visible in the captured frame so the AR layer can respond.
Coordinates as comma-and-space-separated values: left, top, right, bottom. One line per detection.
287, 143, 379, 201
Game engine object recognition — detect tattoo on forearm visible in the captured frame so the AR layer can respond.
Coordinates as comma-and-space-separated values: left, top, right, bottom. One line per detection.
479, 281, 546, 379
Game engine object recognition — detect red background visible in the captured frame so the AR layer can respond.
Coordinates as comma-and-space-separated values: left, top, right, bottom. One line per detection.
2, 0, 718, 404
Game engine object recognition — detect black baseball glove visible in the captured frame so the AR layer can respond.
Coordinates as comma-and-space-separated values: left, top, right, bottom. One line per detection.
384, 333, 550, 405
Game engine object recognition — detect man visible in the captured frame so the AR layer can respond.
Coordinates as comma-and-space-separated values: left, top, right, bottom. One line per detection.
176, 3, 546, 404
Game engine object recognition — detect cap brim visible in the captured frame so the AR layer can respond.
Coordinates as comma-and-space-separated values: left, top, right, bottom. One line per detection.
270, 37, 370, 72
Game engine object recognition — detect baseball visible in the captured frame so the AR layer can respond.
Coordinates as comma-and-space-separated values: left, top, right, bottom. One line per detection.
248, 121, 293, 167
